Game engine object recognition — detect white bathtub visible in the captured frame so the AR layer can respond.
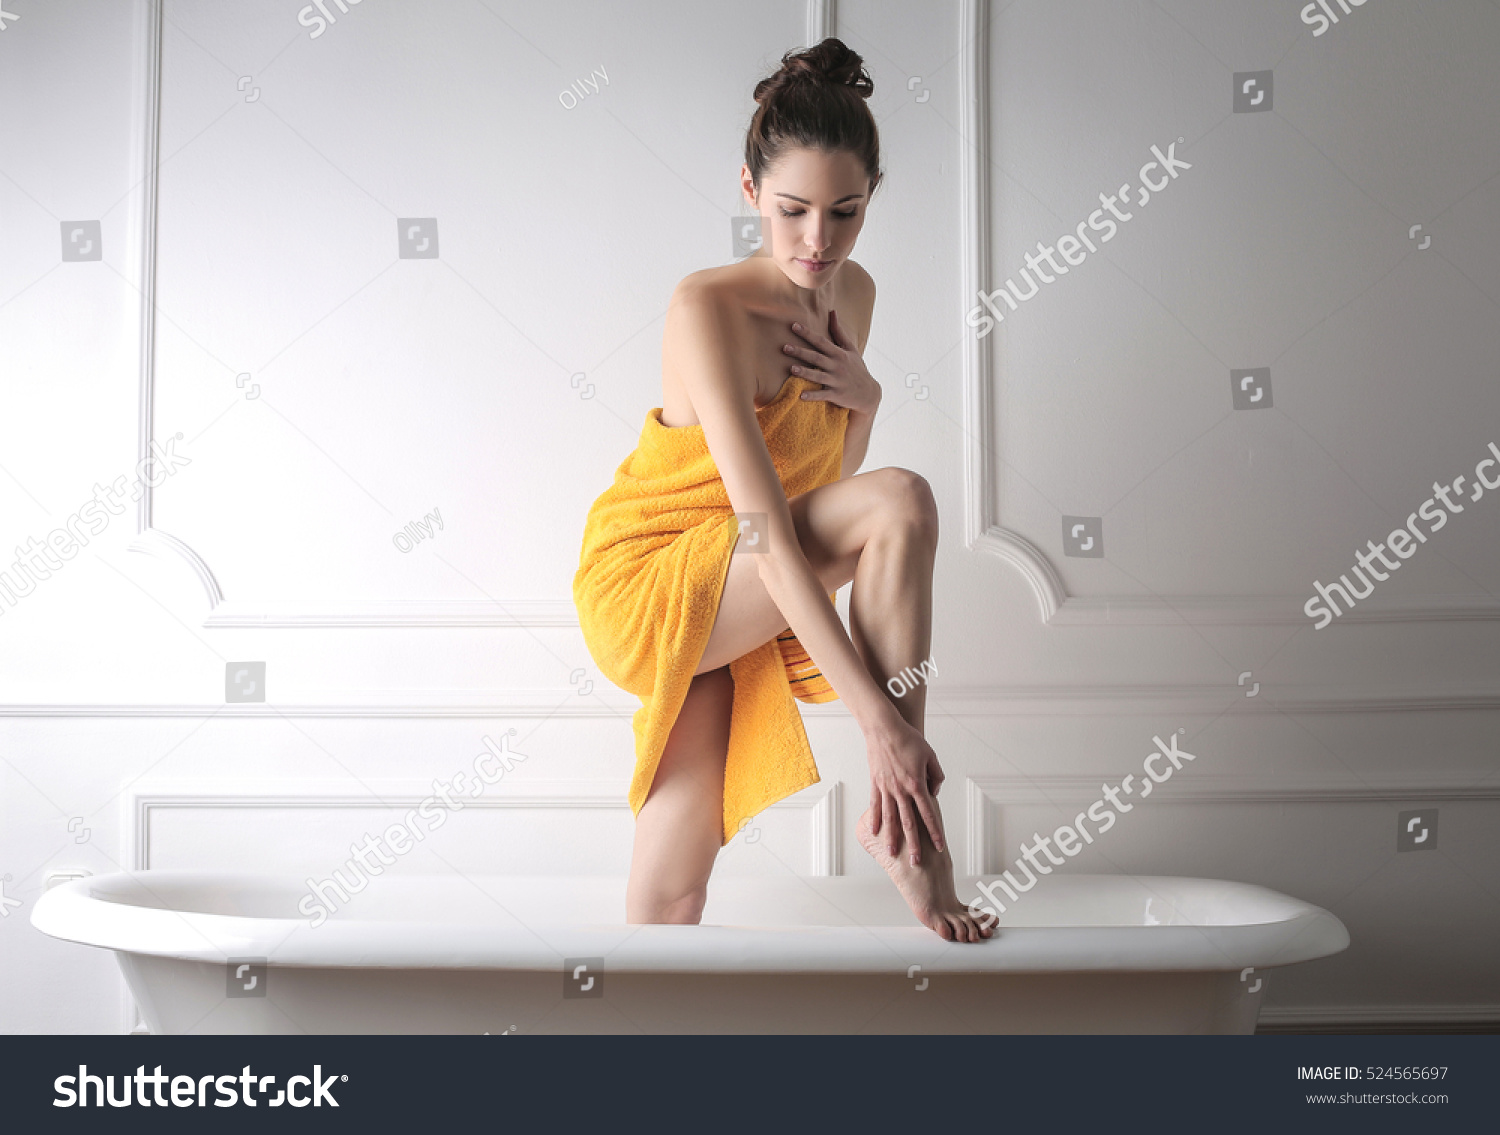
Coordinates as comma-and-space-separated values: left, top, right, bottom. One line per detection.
32, 870, 1348, 1034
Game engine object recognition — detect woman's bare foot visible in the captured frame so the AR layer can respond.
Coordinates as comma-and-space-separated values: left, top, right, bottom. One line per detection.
856, 807, 997, 942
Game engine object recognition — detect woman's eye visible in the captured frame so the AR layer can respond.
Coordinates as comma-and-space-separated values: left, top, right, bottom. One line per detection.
777, 207, 858, 219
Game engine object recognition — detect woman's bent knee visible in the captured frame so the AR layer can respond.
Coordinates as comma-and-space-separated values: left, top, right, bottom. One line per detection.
873, 467, 939, 540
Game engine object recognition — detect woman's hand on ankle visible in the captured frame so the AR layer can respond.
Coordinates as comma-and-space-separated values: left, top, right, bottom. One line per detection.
864, 715, 947, 865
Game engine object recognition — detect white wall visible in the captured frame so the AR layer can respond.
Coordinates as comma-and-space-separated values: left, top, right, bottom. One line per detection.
1, 0, 1497, 1034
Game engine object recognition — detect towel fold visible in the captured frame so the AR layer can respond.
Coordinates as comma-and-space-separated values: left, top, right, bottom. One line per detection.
572, 372, 849, 845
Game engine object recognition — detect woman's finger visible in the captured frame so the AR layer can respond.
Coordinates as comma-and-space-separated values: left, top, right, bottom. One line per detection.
911, 787, 946, 855
882, 791, 899, 859
783, 339, 834, 367
792, 370, 834, 397
827, 309, 855, 349
894, 793, 920, 866
790, 320, 841, 357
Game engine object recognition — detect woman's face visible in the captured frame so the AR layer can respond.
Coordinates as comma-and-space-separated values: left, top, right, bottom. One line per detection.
743, 147, 871, 288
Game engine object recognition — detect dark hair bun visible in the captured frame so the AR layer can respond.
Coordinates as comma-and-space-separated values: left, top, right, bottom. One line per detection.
754, 37, 873, 104
743, 36, 882, 200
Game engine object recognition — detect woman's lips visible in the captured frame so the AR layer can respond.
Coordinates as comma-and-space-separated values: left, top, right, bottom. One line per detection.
796, 258, 834, 272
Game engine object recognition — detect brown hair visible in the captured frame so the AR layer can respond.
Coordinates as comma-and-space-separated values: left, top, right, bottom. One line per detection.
745, 37, 883, 201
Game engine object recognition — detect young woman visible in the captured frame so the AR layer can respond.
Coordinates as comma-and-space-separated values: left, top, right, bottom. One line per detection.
573, 38, 994, 943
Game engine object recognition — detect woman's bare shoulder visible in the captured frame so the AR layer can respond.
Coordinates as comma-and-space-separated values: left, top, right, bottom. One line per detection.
671, 260, 756, 304
660, 265, 759, 426
666, 265, 750, 337
666, 262, 769, 345
842, 257, 874, 287
840, 258, 875, 306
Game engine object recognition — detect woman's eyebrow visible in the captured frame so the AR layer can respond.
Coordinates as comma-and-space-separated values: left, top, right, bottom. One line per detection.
773, 192, 865, 204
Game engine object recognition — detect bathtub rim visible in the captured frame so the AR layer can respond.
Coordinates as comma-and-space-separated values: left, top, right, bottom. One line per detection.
31, 870, 1350, 976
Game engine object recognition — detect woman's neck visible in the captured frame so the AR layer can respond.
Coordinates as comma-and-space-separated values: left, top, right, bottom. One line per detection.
751, 252, 836, 323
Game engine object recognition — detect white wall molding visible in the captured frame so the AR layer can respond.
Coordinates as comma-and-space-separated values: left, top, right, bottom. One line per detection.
130, 781, 844, 876
156, 591, 1500, 628
114, 0, 577, 631
928, 683, 1500, 716
121, 1, 852, 631
957, 0, 1500, 628
200, 598, 579, 628
811, 779, 842, 876
11, 682, 1500, 718
117, 0, 235, 623
957, 0, 1073, 624
963, 772, 1500, 876
806, 0, 835, 46
1045, 593, 1500, 625
128, 527, 224, 608
130, 0, 162, 537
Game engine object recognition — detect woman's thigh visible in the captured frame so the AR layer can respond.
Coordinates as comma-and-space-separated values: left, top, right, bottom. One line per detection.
629, 664, 734, 913
641, 664, 733, 817
694, 467, 910, 676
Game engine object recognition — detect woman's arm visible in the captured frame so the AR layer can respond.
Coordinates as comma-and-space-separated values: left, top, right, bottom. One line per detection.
676, 276, 946, 859
669, 281, 901, 736
838, 268, 877, 480
840, 407, 877, 481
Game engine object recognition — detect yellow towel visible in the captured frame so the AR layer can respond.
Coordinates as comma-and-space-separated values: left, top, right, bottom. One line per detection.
776, 626, 838, 703
573, 371, 849, 845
